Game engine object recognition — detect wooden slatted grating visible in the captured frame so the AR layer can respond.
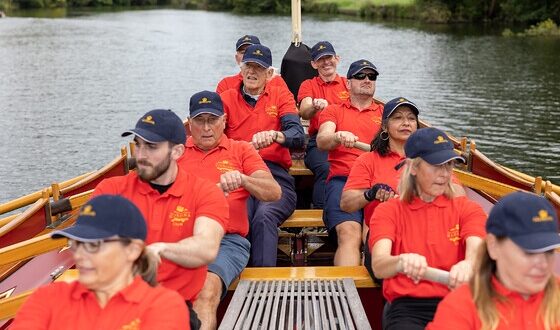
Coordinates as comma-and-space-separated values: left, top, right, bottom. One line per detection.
219, 278, 371, 330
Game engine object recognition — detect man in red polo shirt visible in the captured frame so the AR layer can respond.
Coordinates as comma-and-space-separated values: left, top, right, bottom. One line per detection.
216, 34, 289, 94
220, 44, 305, 267
316, 59, 383, 266
92, 109, 228, 330
178, 90, 281, 330
298, 41, 349, 209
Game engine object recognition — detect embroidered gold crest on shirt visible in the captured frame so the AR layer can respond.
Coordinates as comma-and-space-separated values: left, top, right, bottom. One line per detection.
169, 205, 191, 226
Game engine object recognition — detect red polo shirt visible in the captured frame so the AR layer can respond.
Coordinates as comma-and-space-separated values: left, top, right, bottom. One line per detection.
216, 72, 289, 94
178, 135, 269, 237
92, 170, 229, 302
11, 276, 190, 330
297, 74, 349, 136
318, 100, 383, 180
220, 83, 298, 169
427, 277, 557, 330
369, 195, 487, 302
344, 150, 404, 226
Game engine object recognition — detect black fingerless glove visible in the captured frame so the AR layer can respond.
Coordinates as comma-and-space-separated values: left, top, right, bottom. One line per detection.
364, 183, 393, 202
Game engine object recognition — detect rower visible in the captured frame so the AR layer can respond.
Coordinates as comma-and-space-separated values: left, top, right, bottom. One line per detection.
216, 34, 289, 94
297, 41, 349, 210
370, 127, 487, 330
10, 195, 190, 329
178, 90, 281, 330
428, 191, 560, 330
316, 59, 383, 266
341, 97, 420, 279
92, 109, 229, 330
220, 43, 305, 267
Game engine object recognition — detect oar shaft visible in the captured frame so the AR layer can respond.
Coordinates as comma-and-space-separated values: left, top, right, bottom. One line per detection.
353, 141, 371, 152
396, 264, 450, 285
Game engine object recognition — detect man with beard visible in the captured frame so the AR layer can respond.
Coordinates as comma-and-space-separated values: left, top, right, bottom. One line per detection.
92, 109, 228, 330
297, 41, 349, 209
179, 90, 281, 330
216, 34, 289, 94
220, 44, 305, 267
316, 59, 383, 267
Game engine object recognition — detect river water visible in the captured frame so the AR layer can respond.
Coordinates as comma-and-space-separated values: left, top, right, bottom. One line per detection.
1, 9, 559, 203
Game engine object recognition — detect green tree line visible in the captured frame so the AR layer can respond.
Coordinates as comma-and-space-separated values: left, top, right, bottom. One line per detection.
2, 0, 559, 24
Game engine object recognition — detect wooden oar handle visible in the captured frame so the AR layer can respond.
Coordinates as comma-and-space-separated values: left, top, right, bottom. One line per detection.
396, 264, 450, 285
353, 141, 371, 152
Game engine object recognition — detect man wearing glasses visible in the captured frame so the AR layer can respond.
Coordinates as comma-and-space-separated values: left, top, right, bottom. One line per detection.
178, 90, 281, 330
220, 44, 305, 267
92, 109, 229, 330
216, 34, 289, 94
316, 59, 383, 267
297, 41, 349, 210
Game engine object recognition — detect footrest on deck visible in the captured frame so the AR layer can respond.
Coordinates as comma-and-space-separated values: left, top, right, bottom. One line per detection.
220, 277, 372, 330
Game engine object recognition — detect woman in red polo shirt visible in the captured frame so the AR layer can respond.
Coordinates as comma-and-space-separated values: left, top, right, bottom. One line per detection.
341, 97, 419, 280
11, 195, 190, 330
427, 192, 560, 330
369, 127, 487, 330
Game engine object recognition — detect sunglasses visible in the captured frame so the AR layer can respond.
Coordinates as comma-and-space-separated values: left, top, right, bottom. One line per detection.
68, 238, 131, 254
352, 72, 378, 81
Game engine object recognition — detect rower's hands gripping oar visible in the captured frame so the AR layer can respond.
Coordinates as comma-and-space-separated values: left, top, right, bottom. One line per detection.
251, 130, 282, 150
395, 256, 450, 286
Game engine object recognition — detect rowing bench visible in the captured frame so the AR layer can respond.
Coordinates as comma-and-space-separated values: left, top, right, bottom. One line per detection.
219, 278, 371, 330
280, 210, 325, 266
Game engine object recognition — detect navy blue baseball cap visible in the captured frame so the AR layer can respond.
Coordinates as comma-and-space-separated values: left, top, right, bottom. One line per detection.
189, 91, 224, 118
242, 44, 272, 68
236, 35, 260, 51
347, 59, 379, 78
383, 97, 420, 122
122, 109, 186, 145
487, 192, 560, 253
311, 41, 336, 61
51, 195, 147, 242
404, 127, 465, 165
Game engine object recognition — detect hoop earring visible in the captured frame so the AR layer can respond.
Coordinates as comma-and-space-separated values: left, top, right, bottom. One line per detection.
380, 131, 389, 141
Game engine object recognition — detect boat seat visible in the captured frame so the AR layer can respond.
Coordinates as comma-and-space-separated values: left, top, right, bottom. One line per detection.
281, 210, 323, 228
288, 159, 313, 176
220, 267, 374, 329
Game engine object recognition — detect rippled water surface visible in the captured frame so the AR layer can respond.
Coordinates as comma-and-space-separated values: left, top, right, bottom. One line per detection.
1, 9, 559, 203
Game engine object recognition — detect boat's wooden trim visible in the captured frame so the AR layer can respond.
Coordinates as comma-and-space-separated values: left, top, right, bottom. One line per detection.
453, 169, 520, 198
59, 147, 128, 198
50, 190, 93, 216
0, 234, 68, 266
468, 142, 535, 191
0, 194, 49, 247
0, 214, 19, 229
0, 290, 33, 321
501, 165, 560, 195
0, 172, 92, 215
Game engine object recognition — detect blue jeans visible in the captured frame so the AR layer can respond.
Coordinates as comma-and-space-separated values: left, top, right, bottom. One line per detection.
304, 135, 329, 208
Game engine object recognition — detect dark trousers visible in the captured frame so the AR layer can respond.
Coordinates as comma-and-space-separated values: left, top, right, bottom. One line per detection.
186, 300, 201, 330
247, 161, 296, 267
304, 135, 329, 208
383, 297, 442, 330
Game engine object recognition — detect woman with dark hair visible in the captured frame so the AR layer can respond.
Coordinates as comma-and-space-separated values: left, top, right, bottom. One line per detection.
11, 194, 190, 329
428, 191, 560, 330
369, 127, 487, 330
341, 97, 420, 278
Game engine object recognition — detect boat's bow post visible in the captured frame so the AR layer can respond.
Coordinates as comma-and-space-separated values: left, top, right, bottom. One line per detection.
534, 176, 543, 195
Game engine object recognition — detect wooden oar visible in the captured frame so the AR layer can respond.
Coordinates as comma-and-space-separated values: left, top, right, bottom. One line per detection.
396, 264, 450, 285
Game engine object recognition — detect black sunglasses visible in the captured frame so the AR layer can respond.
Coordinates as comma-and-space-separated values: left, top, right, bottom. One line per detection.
352, 72, 378, 81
